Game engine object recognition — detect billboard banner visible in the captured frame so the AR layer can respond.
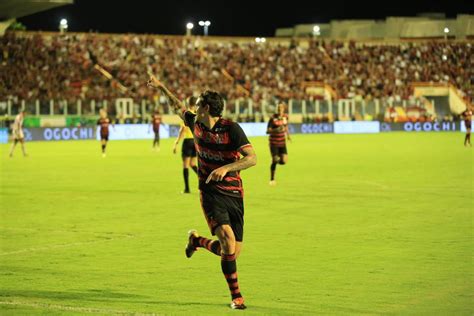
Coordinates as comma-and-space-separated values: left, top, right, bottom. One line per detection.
290, 123, 333, 134
22, 127, 96, 141
5, 120, 467, 143
0, 128, 8, 144
334, 121, 380, 134
96, 124, 170, 141
380, 122, 459, 132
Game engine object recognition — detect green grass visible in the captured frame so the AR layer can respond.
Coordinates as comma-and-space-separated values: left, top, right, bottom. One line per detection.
0, 133, 472, 315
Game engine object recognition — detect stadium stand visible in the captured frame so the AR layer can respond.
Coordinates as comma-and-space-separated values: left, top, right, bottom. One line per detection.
0, 31, 472, 123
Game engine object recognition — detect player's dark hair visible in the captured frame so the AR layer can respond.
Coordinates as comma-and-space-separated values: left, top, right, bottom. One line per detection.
188, 96, 198, 106
200, 90, 224, 117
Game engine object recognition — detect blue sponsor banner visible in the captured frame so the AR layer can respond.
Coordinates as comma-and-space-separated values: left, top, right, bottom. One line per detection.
44, 127, 95, 140
238, 123, 268, 137
0, 128, 8, 144
23, 127, 96, 141
168, 125, 181, 138
381, 122, 459, 132
10, 120, 467, 143
334, 121, 380, 134
294, 123, 333, 134
403, 121, 458, 132
96, 124, 170, 141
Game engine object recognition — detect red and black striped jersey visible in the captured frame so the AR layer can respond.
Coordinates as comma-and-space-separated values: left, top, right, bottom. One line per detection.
97, 118, 112, 135
152, 114, 162, 130
183, 111, 251, 198
267, 114, 288, 147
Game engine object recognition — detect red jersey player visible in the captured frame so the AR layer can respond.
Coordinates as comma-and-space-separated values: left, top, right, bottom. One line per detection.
150, 110, 162, 152
97, 109, 114, 157
462, 106, 472, 147
267, 103, 291, 185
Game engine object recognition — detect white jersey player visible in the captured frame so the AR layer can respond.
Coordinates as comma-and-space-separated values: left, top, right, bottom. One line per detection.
9, 110, 28, 157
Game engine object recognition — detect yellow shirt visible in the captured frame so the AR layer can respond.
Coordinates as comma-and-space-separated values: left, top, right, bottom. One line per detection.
181, 123, 193, 139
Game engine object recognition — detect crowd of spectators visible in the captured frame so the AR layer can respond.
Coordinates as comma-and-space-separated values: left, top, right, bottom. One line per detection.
1, 31, 472, 120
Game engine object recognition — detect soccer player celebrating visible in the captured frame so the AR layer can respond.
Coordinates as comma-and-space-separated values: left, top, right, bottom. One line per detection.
97, 109, 114, 157
173, 96, 198, 193
148, 75, 257, 310
8, 110, 27, 158
267, 103, 291, 185
462, 105, 472, 147
150, 110, 162, 151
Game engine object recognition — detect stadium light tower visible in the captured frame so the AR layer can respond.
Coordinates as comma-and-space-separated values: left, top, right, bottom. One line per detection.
443, 27, 450, 40
186, 22, 194, 36
199, 20, 211, 36
313, 25, 320, 37
59, 18, 68, 33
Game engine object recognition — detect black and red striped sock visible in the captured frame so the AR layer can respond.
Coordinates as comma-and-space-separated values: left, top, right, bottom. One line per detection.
221, 253, 242, 300
192, 236, 221, 256
101, 144, 106, 153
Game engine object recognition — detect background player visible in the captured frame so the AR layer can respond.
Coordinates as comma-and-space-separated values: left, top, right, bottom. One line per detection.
97, 109, 114, 157
8, 110, 27, 158
150, 110, 162, 152
462, 105, 472, 147
173, 96, 198, 193
147, 74, 257, 310
267, 103, 291, 185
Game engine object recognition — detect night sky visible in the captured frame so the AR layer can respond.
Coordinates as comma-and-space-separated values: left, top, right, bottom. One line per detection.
17, 0, 473, 37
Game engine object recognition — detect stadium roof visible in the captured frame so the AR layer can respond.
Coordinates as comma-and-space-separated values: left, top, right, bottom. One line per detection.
0, 0, 73, 20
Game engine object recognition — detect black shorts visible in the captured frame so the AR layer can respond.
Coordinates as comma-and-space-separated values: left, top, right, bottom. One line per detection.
153, 129, 160, 140
465, 120, 472, 129
270, 145, 287, 156
101, 134, 109, 141
182, 139, 196, 158
200, 191, 244, 242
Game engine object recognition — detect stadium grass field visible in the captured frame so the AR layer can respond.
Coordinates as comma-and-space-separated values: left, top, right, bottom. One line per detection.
0, 133, 472, 315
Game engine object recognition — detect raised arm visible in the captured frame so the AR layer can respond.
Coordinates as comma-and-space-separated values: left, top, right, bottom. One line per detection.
147, 72, 186, 120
